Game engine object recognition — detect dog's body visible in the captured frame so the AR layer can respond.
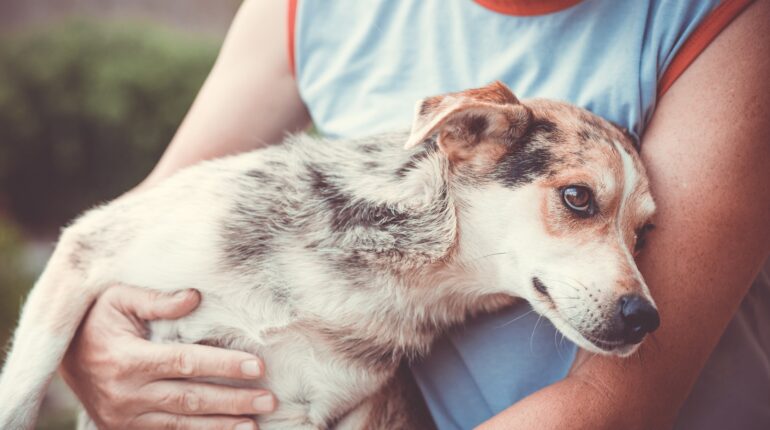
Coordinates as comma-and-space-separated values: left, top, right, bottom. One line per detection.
0, 83, 659, 429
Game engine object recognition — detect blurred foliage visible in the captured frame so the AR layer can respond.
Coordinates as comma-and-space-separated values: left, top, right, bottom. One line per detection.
0, 219, 32, 357
0, 22, 219, 428
0, 20, 218, 233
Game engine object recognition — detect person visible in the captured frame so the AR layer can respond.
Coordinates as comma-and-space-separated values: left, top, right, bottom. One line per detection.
60, 0, 770, 429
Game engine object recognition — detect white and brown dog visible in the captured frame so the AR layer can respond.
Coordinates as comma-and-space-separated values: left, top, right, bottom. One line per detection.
0, 82, 659, 429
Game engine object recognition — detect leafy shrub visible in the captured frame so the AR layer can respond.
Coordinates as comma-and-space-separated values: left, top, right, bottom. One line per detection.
0, 20, 218, 233
0, 219, 32, 354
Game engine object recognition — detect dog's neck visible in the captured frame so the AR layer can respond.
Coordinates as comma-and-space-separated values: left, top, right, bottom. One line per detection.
289, 133, 511, 363
300, 132, 503, 276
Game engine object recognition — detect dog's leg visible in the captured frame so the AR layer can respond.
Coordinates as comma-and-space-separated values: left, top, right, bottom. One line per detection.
335, 363, 437, 430
0, 228, 102, 430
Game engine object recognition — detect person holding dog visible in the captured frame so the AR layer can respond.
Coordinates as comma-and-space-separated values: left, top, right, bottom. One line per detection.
60, 1, 770, 429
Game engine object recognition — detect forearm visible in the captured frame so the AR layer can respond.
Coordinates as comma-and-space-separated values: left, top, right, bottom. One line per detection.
477, 376, 627, 430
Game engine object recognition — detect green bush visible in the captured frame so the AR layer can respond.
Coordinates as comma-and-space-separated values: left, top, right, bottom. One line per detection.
0, 20, 218, 232
0, 219, 32, 354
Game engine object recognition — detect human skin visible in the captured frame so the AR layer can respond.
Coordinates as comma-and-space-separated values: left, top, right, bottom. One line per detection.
61, 0, 770, 429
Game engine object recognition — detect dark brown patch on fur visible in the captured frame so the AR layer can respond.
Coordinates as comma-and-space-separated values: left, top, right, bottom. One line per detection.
221, 201, 275, 266
359, 143, 381, 153
419, 96, 443, 116
318, 326, 402, 373
395, 138, 438, 178
309, 168, 408, 233
464, 114, 489, 138
578, 127, 600, 143
245, 169, 270, 181
360, 363, 437, 430
491, 117, 557, 188
220, 170, 294, 268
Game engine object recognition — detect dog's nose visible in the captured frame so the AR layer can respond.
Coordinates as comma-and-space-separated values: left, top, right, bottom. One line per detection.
618, 294, 659, 344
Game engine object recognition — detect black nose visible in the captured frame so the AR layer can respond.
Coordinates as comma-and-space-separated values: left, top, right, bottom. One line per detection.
619, 294, 660, 344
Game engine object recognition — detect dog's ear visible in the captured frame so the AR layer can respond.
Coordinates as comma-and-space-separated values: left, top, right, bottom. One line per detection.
404, 81, 531, 164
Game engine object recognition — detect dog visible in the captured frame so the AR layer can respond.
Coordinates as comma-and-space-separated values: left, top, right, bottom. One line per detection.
0, 82, 659, 429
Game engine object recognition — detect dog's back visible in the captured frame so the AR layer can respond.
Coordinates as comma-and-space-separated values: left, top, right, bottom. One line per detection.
0, 130, 457, 428
0, 82, 658, 429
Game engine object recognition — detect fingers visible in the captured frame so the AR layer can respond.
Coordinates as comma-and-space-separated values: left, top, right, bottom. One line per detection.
132, 413, 258, 430
142, 342, 265, 380
102, 284, 201, 321
146, 381, 276, 415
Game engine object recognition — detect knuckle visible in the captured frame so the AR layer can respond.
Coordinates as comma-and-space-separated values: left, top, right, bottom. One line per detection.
145, 289, 167, 305
99, 384, 125, 407
100, 284, 126, 303
161, 415, 184, 430
179, 390, 202, 414
100, 393, 134, 419
214, 420, 242, 430
111, 351, 138, 379
174, 350, 195, 376
91, 345, 128, 383
99, 411, 125, 430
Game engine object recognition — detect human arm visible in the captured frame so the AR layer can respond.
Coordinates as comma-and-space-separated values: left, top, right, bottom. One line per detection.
477, 1, 770, 429
60, 1, 310, 428
140, 0, 310, 189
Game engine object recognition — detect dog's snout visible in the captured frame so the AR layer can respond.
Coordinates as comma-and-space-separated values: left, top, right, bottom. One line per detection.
618, 294, 659, 344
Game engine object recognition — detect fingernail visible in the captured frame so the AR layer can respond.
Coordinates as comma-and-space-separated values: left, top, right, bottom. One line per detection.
253, 393, 275, 412
234, 421, 255, 430
173, 290, 191, 299
241, 359, 262, 377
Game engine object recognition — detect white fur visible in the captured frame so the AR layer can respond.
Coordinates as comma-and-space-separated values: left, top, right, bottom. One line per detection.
0, 91, 658, 429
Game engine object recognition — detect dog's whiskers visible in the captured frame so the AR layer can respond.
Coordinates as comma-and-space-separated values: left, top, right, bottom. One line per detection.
468, 250, 510, 263
494, 309, 536, 328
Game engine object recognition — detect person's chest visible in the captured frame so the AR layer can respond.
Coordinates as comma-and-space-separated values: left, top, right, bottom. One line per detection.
294, 0, 662, 143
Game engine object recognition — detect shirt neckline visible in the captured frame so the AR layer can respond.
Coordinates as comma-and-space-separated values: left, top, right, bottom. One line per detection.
474, 0, 583, 16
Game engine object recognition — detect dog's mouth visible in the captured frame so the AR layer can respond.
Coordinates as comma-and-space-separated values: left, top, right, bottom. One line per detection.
581, 335, 625, 351
530, 277, 642, 356
571, 330, 639, 356
532, 277, 551, 301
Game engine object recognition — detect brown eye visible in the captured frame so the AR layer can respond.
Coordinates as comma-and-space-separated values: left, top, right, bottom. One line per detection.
634, 223, 655, 254
561, 185, 595, 217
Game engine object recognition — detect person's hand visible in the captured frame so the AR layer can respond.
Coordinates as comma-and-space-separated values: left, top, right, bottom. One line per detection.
60, 284, 275, 430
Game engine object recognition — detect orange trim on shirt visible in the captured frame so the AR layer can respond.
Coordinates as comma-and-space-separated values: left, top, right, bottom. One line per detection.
287, 0, 298, 77
475, 0, 582, 16
658, 0, 755, 98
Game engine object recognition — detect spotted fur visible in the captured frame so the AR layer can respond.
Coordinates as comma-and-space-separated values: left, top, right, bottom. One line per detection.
0, 82, 657, 429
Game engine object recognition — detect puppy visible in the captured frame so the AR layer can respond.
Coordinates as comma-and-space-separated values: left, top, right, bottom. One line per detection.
0, 82, 659, 429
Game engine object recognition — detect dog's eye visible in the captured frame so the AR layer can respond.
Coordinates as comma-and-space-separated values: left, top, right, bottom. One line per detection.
634, 223, 655, 255
561, 186, 596, 217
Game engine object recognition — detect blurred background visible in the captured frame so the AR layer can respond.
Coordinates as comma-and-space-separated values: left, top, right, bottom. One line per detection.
0, 1, 241, 427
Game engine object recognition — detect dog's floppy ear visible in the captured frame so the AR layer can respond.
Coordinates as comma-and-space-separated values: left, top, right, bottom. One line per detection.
404, 82, 531, 164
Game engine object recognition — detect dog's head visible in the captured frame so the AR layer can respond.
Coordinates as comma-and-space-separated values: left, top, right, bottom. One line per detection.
407, 82, 658, 356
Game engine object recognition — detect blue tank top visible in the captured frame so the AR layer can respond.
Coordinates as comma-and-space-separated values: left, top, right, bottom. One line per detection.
291, 1, 768, 428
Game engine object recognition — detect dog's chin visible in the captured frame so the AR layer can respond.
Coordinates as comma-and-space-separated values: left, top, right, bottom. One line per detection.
546, 314, 642, 357
574, 337, 640, 357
